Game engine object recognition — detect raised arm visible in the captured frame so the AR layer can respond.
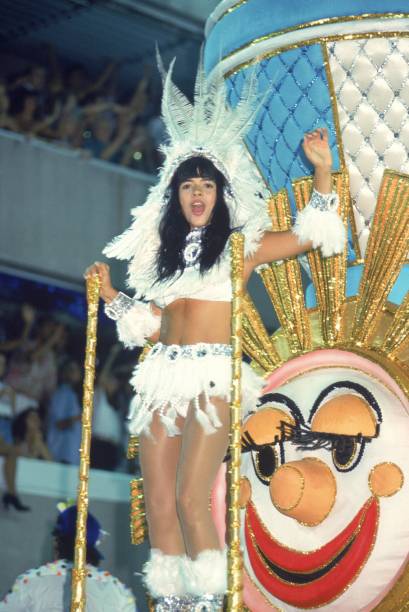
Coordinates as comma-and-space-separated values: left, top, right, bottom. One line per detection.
249, 128, 344, 269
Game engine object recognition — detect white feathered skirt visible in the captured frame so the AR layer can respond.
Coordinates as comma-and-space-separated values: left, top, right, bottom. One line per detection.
127, 342, 264, 436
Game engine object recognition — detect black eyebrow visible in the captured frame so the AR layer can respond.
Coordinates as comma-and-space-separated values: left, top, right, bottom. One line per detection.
280, 421, 380, 452
241, 430, 261, 452
258, 392, 305, 426
242, 421, 297, 452
308, 381, 382, 425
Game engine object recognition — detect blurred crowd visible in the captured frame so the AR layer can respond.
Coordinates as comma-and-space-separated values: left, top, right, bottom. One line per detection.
0, 46, 167, 173
0, 302, 139, 511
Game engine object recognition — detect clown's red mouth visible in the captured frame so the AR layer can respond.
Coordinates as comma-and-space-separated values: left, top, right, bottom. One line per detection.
245, 497, 379, 608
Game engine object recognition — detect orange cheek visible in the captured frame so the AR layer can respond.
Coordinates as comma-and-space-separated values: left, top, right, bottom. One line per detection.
369, 462, 404, 497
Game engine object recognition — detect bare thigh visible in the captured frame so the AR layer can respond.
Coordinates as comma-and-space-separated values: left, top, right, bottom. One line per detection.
176, 396, 230, 557
139, 411, 186, 554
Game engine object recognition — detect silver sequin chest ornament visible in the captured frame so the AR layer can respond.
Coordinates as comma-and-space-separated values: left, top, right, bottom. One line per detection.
183, 227, 207, 266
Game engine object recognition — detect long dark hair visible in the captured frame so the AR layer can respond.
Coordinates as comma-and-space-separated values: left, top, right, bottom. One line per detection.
156, 156, 232, 282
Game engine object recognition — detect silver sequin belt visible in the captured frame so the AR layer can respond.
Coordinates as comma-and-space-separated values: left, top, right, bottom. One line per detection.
148, 342, 232, 361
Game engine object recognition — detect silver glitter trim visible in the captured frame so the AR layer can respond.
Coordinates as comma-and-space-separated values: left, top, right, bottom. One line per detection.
104, 291, 134, 321
148, 342, 232, 362
183, 226, 206, 267
309, 188, 339, 211
155, 595, 197, 611
192, 594, 225, 611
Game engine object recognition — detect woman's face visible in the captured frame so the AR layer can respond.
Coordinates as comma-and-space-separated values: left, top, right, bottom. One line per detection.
178, 176, 217, 228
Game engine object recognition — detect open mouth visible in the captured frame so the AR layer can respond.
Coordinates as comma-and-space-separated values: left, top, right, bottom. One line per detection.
191, 201, 205, 216
245, 497, 379, 608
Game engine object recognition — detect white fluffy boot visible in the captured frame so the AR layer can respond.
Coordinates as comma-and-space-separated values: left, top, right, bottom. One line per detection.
185, 548, 227, 611
143, 549, 192, 611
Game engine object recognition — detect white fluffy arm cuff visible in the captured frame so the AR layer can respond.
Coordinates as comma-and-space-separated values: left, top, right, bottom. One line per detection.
292, 189, 346, 257
104, 292, 160, 349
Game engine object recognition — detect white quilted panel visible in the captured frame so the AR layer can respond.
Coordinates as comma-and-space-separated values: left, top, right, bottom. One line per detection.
327, 37, 409, 253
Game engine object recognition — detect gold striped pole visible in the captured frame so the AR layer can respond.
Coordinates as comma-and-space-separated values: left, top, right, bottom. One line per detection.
227, 232, 245, 610
71, 275, 100, 612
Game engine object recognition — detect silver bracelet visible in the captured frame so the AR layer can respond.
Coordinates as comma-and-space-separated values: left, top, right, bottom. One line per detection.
104, 291, 134, 321
309, 189, 338, 211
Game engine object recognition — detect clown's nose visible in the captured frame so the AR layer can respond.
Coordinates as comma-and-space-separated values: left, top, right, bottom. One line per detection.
270, 458, 337, 526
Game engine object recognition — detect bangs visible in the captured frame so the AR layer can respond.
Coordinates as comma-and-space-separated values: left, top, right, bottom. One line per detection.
172, 156, 224, 186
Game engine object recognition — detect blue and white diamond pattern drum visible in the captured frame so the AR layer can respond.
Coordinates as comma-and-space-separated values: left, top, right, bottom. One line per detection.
205, 2, 409, 610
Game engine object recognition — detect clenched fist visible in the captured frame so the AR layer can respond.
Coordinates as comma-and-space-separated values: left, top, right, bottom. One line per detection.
84, 261, 118, 304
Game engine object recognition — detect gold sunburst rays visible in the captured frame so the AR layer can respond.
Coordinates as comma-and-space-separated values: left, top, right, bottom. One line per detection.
380, 291, 409, 361
293, 171, 350, 347
351, 170, 409, 348
257, 189, 312, 356
243, 293, 282, 372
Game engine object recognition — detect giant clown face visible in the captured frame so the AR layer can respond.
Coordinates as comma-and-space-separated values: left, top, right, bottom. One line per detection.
242, 349, 409, 610
213, 349, 409, 610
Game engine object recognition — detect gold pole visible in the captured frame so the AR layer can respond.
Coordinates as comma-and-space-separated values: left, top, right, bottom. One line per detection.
227, 232, 244, 610
71, 276, 100, 612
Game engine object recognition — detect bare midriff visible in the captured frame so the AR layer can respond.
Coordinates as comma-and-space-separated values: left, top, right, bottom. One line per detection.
158, 299, 232, 346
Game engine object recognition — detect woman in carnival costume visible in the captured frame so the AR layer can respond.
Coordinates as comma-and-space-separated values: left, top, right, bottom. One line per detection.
85, 61, 345, 611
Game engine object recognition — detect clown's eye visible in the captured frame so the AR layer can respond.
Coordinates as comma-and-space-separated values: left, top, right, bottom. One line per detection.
332, 437, 365, 472
252, 445, 280, 485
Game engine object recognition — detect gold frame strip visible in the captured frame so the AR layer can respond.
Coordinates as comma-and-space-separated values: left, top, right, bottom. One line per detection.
352, 170, 409, 346
130, 478, 147, 545
227, 232, 245, 610
321, 42, 346, 171
215, 0, 248, 24
225, 30, 409, 78
293, 172, 349, 346
71, 276, 100, 612
321, 40, 361, 261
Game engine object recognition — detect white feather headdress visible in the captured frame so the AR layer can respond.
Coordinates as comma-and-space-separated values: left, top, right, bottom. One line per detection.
103, 60, 271, 299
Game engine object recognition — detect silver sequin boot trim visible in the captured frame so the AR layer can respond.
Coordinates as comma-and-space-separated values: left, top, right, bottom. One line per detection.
155, 595, 198, 611
192, 594, 225, 611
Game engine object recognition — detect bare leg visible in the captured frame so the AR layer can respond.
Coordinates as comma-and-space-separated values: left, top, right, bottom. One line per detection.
139, 412, 186, 555
0, 437, 17, 495
176, 397, 229, 559
4, 452, 17, 495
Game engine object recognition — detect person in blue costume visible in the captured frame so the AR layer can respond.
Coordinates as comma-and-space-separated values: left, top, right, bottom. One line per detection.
85, 62, 345, 611
0, 504, 136, 611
